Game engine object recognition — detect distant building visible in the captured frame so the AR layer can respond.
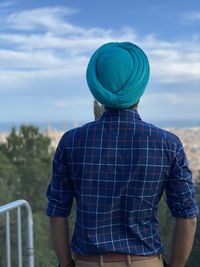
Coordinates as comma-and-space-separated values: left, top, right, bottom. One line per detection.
44, 127, 64, 149
0, 132, 9, 144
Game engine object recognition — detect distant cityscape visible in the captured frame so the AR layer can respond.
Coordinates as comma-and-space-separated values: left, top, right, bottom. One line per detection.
0, 122, 200, 183
0, 118, 200, 132
165, 127, 200, 183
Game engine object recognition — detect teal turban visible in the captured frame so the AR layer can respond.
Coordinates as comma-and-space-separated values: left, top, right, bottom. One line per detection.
86, 42, 150, 108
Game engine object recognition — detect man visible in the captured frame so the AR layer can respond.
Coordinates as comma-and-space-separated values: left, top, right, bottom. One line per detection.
46, 42, 199, 267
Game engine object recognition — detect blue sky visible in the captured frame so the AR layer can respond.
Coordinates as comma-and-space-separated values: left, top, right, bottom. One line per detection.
0, 0, 200, 125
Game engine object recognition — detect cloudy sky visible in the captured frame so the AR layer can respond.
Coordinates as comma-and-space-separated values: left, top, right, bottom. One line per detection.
0, 0, 200, 126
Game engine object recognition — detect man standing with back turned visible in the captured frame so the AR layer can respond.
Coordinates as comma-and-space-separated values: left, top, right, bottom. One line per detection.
46, 42, 199, 267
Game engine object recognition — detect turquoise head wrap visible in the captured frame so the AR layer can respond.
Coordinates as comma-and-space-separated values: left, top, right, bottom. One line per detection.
86, 42, 150, 108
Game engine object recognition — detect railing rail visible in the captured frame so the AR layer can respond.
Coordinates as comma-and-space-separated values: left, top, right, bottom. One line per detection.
0, 200, 34, 267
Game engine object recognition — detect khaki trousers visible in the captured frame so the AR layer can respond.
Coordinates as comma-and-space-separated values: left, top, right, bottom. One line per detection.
74, 255, 164, 267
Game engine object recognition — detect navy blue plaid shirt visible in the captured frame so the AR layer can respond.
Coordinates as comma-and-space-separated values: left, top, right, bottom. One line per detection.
46, 107, 199, 256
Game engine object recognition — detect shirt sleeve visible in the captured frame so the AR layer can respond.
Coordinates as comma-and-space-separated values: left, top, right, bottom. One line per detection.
165, 139, 199, 219
46, 135, 75, 217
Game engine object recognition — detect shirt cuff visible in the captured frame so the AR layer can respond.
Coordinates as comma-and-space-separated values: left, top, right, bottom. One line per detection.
46, 202, 72, 217
170, 204, 199, 219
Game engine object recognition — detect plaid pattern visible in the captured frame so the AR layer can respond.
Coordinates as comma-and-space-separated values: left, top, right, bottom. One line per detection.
46, 107, 199, 256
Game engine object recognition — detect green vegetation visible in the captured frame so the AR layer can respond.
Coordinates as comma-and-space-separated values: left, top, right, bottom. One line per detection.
0, 126, 59, 266
0, 125, 199, 266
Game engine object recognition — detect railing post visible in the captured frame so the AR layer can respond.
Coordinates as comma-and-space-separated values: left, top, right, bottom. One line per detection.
0, 200, 35, 267
17, 207, 22, 267
6, 212, 11, 267
25, 203, 34, 267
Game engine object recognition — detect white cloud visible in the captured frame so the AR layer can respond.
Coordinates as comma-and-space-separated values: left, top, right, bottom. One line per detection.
142, 92, 200, 106
150, 59, 200, 83
182, 11, 200, 23
0, 3, 200, 119
0, 32, 113, 54
0, 48, 89, 72
0, 6, 200, 88
140, 92, 200, 120
0, 49, 63, 68
6, 7, 78, 33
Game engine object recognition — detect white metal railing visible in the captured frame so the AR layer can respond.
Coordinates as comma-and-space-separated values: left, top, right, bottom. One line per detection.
0, 200, 34, 267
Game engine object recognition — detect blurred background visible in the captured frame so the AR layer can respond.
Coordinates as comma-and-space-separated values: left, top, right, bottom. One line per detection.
0, 0, 200, 266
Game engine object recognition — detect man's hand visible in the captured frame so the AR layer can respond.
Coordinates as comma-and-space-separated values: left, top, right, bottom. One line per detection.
50, 217, 73, 267
169, 217, 197, 267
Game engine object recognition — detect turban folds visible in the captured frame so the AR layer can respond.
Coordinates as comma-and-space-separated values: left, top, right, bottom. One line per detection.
86, 42, 150, 108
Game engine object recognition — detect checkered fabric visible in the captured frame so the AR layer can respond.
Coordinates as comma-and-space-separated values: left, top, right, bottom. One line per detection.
46, 107, 199, 256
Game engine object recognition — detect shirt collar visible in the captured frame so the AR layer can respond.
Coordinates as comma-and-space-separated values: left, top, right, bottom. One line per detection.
100, 107, 142, 121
